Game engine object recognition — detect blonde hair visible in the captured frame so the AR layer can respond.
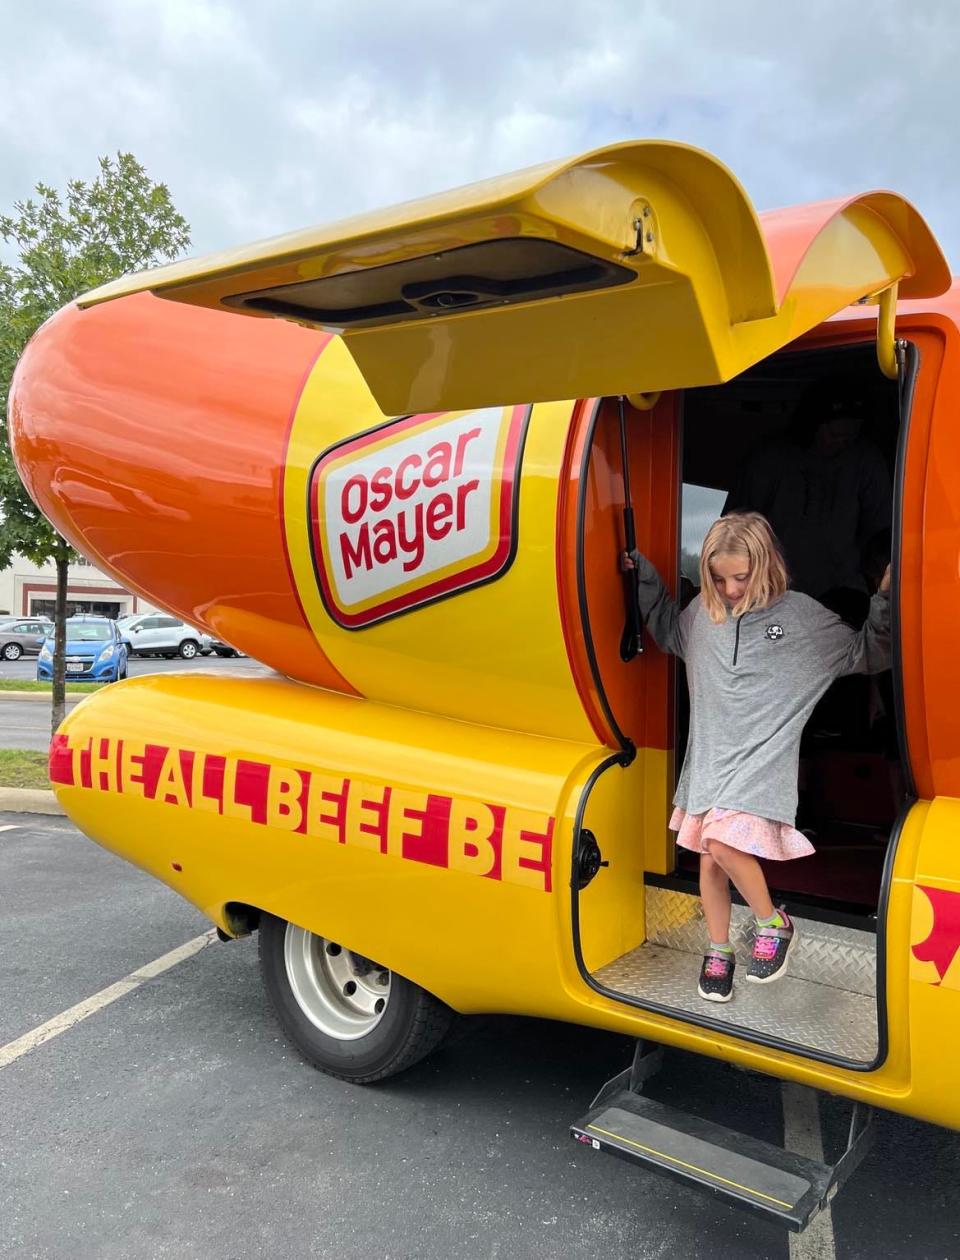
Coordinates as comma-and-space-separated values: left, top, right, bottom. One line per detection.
699, 512, 789, 623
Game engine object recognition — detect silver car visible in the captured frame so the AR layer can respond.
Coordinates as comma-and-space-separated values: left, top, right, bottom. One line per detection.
118, 613, 213, 659
0, 618, 55, 660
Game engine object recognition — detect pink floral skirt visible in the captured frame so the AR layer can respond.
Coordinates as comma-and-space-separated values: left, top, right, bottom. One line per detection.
669, 806, 815, 861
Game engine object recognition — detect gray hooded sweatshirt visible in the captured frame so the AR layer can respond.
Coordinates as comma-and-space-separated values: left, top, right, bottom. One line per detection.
633, 554, 892, 825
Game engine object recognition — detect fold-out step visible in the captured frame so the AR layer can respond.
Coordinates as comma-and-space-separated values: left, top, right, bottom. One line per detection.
571, 1073, 873, 1232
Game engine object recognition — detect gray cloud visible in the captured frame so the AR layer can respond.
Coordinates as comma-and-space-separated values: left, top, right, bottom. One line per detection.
1, 0, 958, 276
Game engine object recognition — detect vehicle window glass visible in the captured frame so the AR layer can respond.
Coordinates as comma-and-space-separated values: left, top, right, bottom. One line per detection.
68, 624, 111, 641
139, 617, 160, 629
681, 483, 728, 587
156, 617, 182, 628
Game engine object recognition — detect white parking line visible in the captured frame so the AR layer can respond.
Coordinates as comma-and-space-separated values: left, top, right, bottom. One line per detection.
782, 1082, 837, 1260
0, 930, 217, 1070
0, 825, 19, 833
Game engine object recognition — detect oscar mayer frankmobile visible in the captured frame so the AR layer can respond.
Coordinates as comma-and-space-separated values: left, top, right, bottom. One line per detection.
10, 140, 960, 1232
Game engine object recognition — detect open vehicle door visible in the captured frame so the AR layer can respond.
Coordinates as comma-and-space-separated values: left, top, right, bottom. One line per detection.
79, 140, 949, 413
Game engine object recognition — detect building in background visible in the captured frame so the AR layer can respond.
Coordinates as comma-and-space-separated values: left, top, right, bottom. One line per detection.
0, 554, 156, 620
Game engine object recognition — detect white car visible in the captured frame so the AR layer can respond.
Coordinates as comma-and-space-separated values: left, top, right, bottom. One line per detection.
117, 613, 212, 660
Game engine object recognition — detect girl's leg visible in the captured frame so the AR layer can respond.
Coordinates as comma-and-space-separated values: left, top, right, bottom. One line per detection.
704, 840, 775, 921
697, 850, 737, 1002
707, 840, 798, 985
699, 850, 734, 943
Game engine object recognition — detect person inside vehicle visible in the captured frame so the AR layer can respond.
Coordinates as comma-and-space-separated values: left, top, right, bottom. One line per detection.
722, 380, 891, 626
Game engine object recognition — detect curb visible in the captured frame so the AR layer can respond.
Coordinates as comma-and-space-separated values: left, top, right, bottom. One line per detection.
0, 787, 64, 816
0, 692, 84, 704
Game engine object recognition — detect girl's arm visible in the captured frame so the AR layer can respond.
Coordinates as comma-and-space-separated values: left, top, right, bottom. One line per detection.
623, 550, 690, 659
815, 589, 892, 678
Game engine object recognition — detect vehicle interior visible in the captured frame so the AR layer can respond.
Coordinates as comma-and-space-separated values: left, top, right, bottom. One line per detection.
577, 338, 907, 1067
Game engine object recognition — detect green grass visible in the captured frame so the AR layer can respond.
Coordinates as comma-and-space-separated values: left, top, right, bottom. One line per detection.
0, 679, 102, 693
0, 749, 51, 789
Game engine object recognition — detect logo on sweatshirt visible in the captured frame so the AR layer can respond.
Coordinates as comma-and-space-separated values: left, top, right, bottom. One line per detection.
765, 624, 785, 641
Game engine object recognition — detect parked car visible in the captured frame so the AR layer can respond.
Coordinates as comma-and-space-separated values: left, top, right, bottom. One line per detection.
208, 638, 247, 658
37, 616, 127, 683
117, 613, 212, 659
0, 617, 55, 660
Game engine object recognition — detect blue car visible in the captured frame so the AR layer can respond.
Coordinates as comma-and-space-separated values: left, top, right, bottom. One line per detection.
37, 616, 128, 684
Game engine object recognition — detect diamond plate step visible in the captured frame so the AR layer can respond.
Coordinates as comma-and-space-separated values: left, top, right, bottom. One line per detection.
595, 943, 878, 1061
644, 886, 876, 996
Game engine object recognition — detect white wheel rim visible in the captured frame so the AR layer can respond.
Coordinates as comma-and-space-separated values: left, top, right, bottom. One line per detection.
283, 925, 391, 1040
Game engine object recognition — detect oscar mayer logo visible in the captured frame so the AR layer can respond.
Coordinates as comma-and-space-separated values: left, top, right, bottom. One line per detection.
308, 405, 529, 628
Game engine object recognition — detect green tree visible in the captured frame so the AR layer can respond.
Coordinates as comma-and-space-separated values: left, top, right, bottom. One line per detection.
0, 153, 190, 733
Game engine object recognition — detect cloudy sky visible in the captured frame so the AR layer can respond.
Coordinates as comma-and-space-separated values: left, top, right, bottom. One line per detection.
1, 1, 958, 267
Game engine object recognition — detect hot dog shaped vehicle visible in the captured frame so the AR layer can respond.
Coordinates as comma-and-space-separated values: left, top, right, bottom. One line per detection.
10, 141, 960, 1231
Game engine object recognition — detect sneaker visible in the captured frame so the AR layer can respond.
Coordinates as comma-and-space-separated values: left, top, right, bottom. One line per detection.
745, 912, 797, 984
697, 949, 735, 1003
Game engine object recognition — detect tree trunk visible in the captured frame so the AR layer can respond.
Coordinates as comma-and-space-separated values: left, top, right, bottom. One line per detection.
51, 539, 69, 736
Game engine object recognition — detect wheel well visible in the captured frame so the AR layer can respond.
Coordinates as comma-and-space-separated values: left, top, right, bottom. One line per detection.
222, 901, 262, 937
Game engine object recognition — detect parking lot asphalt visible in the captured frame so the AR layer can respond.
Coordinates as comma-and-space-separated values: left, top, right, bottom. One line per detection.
0, 655, 271, 751
2, 815, 959, 1260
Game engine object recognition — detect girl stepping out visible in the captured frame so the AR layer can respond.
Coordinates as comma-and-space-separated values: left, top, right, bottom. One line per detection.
625, 512, 891, 1003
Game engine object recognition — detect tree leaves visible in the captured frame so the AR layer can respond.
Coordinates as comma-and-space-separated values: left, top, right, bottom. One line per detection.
0, 151, 190, 569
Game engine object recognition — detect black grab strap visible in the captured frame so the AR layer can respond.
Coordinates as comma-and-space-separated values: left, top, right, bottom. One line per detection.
618, 395, 644, 661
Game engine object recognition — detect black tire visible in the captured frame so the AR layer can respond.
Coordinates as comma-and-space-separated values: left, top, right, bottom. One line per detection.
214, 647, 237, 657
178, 639, 200, 660
2, 643, 23, 660
258, 913, 453, 1083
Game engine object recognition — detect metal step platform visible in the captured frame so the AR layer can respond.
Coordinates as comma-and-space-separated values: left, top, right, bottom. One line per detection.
571, 1042, 874, 1232
593, 887, 879, 1063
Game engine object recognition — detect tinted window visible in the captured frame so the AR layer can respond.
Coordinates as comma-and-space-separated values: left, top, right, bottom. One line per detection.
681, 483, 727, 586
156, 617, 182, 629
